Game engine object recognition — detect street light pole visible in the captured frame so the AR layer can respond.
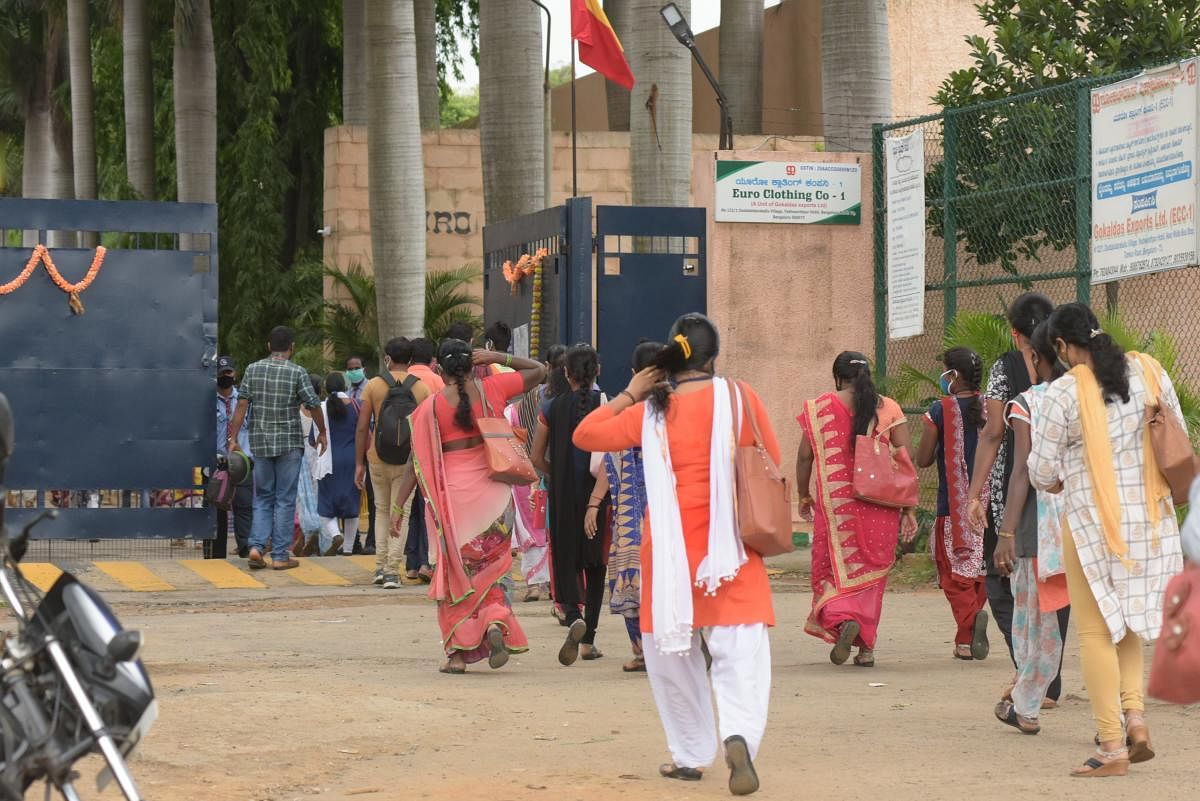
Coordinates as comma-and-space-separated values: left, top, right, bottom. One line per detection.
529, 0, 553, 208
659, 3, 733, 150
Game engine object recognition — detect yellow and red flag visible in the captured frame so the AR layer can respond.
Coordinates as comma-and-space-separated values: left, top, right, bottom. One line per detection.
571, 0, 635, 90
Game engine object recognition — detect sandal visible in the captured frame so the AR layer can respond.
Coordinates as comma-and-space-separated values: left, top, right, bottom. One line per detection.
830, 621, 860, 665
1125, 712, 1155, 764
438, 661, 466, 675
581, 644, 604, 661
724, 735, 760, 796
523, 586, 542, 602
486, 625, 509, 670
659, 763, 702, 782
247, 549, 267, 570
552, 605, 569, 626
623, 656, 647, 673
559, 620, 587, 666
1071, 747, 1130, 778
418, 566, 434, 584
970, 609, 990, 660
853, 649, 875, 668
994, 700, 1041, 735
954, 644, 974, 660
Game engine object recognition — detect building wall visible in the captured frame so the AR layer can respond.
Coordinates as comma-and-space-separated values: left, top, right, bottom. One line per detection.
549, 0, 986, 136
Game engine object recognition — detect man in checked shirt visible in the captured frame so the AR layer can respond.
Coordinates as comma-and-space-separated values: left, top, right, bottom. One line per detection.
228, 326, 327, 570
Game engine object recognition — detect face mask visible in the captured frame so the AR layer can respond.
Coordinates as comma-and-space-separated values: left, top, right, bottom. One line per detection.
346, 368, 365, 384
938, 370, 955, 395
217, 375, 236, 389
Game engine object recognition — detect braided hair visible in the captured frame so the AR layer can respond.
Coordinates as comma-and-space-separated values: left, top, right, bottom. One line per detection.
438, 338, 475, 430
565, 343, 600, 423
324, 372, 348, 419
833, 351, 879, 437
543, 344, 569, 399
941, 346, 984, 428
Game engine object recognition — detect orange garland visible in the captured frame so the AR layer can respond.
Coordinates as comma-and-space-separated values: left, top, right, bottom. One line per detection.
0, 244, 107, 314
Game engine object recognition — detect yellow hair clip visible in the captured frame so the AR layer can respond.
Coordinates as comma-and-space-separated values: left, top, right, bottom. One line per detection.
674, 334, 692, 359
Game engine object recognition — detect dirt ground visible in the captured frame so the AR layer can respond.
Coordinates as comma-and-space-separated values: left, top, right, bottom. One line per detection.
83, 575, 1198, 801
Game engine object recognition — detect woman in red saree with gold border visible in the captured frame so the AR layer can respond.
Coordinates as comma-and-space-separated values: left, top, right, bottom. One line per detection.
796, 353, 916, 667
403, 340, 547, 674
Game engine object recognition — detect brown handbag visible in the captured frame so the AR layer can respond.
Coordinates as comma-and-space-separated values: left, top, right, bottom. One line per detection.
728, 380, 795, 557
1138, 354, 1195, 506
1147, 564, 1200, 704
852, 418, 920, 509
472, 379, 538, 486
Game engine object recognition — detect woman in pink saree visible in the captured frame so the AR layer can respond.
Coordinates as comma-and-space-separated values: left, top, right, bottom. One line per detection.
795, 352, 916, 667
403, 339, 547, 674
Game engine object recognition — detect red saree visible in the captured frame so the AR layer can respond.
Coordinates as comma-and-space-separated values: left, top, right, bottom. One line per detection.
410, 388, 529, 664
799, 393, 903, 649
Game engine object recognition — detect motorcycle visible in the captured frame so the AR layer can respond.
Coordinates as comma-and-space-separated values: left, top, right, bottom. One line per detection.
0, 392, 155, 800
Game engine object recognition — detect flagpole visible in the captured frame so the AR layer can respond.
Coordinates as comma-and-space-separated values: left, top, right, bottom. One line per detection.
529, 0, 552, 209
570, 40, 578, 198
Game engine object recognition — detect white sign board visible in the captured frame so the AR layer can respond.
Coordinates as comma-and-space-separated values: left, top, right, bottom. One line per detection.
1091, 60, 1199, 284
714, 160, 861, 224
512, 324, 530, 360
885, 130, 926, 340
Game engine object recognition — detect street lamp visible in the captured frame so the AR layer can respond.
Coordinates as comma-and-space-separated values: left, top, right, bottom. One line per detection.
659, 3, 733, 150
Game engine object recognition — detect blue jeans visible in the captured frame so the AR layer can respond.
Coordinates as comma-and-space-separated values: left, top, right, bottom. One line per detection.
250, 449, 303, 561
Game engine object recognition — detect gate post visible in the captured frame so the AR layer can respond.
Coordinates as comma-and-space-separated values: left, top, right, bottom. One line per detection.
872, 123, 887, 377
942, 110, 959, 327
565, 196, 593, 345
1074, 84, 1093, 304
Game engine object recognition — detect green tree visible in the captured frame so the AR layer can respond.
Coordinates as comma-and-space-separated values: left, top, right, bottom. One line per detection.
440, 84, 478, 128
931, 1, 1200, 286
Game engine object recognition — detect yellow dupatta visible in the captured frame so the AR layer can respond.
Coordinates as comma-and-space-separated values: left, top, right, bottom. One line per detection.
1071, 353, 1170, 565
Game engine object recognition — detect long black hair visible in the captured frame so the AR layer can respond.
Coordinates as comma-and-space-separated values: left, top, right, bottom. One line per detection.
544, 343, 569, 399
833, 351, 879, 437
633, 340, 664, 372
1029, 319, 1064, 382
649, 313, 719, 412
1049, 302, 1129, 404
942, 346, 984, 428
565, 343, 600, 423
325, 372, 348, 419
438, 338, 475, 430
1007, 292, 1055, 339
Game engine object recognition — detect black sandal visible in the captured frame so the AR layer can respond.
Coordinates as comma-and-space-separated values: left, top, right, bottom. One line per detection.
724, 735, 760, 796
830, 621, 860, 665
994, 700, 1040, 734
659, 764, 702, 782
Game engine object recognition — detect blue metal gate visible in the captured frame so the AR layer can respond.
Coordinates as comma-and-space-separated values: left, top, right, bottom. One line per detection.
0, 199, 218, 540
594, 205, 707, 396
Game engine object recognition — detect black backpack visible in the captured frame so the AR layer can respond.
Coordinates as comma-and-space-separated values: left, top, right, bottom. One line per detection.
374, 372, 422, 464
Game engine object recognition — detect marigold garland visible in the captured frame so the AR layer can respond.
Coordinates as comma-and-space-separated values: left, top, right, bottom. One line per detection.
501, 247, 549, 356
0, 244, 107, 315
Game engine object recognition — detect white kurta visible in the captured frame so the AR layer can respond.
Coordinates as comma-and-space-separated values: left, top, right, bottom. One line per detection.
1028, 356, 1184, 643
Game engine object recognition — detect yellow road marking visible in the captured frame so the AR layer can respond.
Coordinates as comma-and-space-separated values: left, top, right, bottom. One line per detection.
343, 555, 378, 574
94, 561, 175, 592
19, 563, 63, 592
280, 559, 352, 587
179, 560, 266, 590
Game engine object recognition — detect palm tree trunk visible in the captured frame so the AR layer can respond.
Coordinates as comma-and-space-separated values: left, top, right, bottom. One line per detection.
820, 0, 891, 152
123, 0, 156, 199
604, 0, 630, 132
342, 0, 368, 126
719, 0, 762, 134
479, 0, 544, 222
627, 0, 691, 206
174, 0, 217, 251
67, 0, 97, 247
365, 0, 426, 339
415, 0, 440, 131
22, 15, 74, 247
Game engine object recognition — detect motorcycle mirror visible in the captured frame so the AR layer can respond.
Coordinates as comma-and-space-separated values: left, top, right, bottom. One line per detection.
0, 393, 12, 481
107, 629, 143, 663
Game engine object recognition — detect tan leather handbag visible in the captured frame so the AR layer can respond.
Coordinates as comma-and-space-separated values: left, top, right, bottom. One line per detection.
473, 379, 538, 486
728, 380, 795, 556
1138, 354, 1195, 506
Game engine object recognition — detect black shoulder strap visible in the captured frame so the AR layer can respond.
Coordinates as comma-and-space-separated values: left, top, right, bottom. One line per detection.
381, 371, 397, 389
402, 375, 420, 390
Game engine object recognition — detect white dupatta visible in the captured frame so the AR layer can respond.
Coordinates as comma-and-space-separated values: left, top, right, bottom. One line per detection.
643, 378, 746, 655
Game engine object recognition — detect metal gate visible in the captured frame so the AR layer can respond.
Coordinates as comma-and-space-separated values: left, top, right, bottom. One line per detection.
595, 205, 707, 396
0, 199, 218, 540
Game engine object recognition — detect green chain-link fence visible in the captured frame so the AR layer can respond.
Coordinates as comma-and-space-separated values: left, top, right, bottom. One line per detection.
872, 70, 1200, 400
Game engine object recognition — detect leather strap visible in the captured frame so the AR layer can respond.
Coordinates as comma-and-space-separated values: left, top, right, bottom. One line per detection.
726, 378, 765, 448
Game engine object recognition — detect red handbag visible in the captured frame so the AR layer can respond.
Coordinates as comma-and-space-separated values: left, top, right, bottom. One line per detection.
852, 418, 919, 509
1147, 564, 1200, 704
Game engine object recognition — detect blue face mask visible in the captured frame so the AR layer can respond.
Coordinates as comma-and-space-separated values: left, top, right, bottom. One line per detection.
346, 368, 365, 385
938, 370, 955, 395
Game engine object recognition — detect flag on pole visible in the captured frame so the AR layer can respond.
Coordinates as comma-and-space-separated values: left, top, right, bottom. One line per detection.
571, 0, 635, 90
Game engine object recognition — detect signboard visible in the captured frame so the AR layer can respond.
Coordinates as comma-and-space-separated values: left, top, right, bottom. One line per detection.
1091, 60, 1199, 284
885, 130, 926, 340
714, 160, 861, 224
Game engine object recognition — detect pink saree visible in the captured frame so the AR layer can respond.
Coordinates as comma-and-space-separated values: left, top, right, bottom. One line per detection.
799, 393, 903, 649
410, 396, 529, 664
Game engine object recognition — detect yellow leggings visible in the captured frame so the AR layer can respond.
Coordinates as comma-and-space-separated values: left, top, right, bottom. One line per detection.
1062, 531, 1144, 743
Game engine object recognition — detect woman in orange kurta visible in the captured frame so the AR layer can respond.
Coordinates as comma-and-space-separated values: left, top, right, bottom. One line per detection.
574, 314, 777, 797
